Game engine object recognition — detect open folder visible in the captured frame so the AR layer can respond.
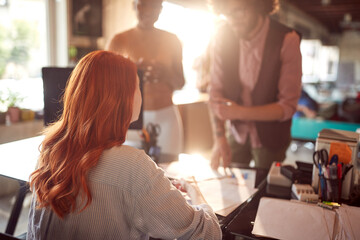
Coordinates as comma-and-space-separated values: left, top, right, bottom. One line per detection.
252, 197, 360, 240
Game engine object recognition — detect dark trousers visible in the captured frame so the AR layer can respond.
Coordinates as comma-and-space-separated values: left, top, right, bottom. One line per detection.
228, 134, 290, 169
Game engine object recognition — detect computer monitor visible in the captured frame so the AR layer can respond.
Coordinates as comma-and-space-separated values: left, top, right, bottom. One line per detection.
42, 67, 143, 129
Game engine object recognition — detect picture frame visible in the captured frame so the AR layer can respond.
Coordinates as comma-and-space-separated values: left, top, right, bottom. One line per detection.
71, 0, 102, 37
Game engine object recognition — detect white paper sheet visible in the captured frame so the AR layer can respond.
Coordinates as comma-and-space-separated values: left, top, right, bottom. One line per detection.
158, 153, 258, 216
196, 178, 258, 216
252, 197, 336, 240
158, 153, 257, 188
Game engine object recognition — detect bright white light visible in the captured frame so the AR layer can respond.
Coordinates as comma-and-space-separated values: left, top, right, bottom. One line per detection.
155, 2, 217, 98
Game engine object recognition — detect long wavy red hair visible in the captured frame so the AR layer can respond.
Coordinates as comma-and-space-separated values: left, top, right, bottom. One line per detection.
30, 50, 138, 218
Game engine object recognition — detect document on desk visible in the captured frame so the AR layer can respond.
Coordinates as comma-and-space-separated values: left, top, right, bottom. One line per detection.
158, 154, 258, 216
196, 178, 258, 216
252, 197, 336, 240
159, 153, 257, 188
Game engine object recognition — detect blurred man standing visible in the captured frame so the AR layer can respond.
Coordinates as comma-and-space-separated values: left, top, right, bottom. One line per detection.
107, 0, 185, 156
209, 0, 302, 169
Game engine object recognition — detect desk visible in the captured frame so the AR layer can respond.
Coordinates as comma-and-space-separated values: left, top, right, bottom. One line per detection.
0, 136, 43, 235
222, 180, 271, 240
0, 136, 268, 239
223, 180, 360, 239
291, 117, 360, 142
217, 165, 268, 234
0, 136, 150, 236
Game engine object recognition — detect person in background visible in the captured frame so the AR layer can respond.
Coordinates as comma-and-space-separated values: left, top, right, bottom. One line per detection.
208, 0, 302, 170
27, 51, 221, 240
106, 0, 185, 156
294, 89, 319, 119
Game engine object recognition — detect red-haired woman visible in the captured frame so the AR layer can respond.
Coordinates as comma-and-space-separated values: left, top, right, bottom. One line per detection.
27, 51, 221, 240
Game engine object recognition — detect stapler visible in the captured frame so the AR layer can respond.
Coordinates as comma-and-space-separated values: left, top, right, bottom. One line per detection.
266, 161, 313, 198
267, 162, 292, 187
266, 162, 292, 198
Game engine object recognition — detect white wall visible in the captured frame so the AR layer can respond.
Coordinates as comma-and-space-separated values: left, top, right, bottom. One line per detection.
277, 0, 329, 40
102, 0, 137, 49
338, 30, 360, 84
48, 0, 68, 66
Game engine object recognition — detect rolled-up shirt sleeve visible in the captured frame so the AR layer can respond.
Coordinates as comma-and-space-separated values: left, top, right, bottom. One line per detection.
209, 37, 225, 99
131, 154, 222, 240
277, 31, 302, 121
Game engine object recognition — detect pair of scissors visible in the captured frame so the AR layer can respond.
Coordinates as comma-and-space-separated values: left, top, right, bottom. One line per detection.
313, 149, 329, 168
313, 149, 329, 200
146, 123, 161, 139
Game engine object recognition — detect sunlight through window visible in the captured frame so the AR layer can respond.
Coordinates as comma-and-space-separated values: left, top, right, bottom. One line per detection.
155, 2, 218, 103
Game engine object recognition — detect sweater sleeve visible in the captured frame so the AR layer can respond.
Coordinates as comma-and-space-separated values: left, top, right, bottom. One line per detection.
130, 152, 222, 240
277, 31, 302, 121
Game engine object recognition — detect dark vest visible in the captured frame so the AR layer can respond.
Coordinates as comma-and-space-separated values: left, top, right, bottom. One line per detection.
218, 19, 297, 149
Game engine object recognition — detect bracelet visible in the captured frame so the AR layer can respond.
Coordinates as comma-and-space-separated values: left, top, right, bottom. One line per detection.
215, 131, 225, 137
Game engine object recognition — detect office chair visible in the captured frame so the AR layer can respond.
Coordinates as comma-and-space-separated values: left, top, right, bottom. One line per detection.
42, 67, 74, 126
42, 67, 143, 129
0, 232, 26, 240
339, 97, 360, 123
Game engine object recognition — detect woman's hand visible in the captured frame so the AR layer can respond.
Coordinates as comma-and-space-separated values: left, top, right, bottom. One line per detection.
172, 178, 207, 205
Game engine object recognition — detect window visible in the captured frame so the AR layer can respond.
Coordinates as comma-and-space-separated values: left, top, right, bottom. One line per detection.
0, 0, 48, 112
300, 39, 339, 83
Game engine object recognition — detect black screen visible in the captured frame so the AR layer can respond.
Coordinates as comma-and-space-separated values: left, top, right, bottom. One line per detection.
42, 67, 143, 129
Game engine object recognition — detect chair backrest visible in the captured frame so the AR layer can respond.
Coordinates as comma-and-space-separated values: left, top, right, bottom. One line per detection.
339, 98, 360, 123
42, 67, 74, 126
0, 232, 26, 240
41, 67, 143, 129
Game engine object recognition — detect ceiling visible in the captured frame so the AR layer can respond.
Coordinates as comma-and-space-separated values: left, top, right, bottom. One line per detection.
285, 0, 360, 34
167, 0, 360, 34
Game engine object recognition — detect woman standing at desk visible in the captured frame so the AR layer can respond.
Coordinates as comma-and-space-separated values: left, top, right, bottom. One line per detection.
27, 51, 221, 240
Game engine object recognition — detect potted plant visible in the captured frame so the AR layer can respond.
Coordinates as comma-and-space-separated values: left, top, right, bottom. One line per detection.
0, 91, 6, 124
6, 89, 24, 123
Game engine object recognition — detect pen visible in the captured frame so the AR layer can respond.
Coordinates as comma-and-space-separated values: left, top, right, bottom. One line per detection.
191, 176, 199, 187
337, 163, 342, 200
342, 164, 353, 180
322, 201, 340, 207
227, 168, 236, 178
317, 202, 333, 210
329, 164, 338, 202
322, 166, 330, 200
318, 164, 324, 198
191, 176, 208, 204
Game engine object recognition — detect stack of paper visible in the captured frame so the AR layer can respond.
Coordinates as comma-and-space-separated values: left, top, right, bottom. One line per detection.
196, 177, 258, 216
252, 198, 336, 240
253, 197, 360, 240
